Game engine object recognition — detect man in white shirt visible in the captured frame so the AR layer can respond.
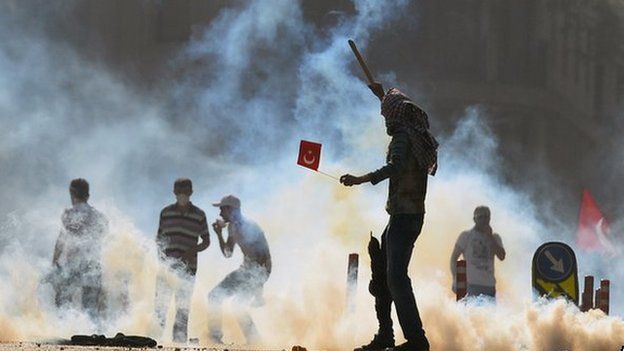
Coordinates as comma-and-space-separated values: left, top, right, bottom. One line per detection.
450, 206, 505, 298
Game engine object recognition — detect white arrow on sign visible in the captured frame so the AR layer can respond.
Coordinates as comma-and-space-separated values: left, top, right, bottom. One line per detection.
545, 250, 564, 273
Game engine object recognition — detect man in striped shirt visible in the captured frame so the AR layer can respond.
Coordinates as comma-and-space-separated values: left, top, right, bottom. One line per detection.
155, 178, 210, 343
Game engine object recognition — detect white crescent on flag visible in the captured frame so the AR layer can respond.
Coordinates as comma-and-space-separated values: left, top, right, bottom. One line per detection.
303, 151, 316, 165
297, 140, 322, 171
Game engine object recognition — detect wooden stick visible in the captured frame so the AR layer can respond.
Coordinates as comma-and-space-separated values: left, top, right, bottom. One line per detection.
348, 39, 375, 85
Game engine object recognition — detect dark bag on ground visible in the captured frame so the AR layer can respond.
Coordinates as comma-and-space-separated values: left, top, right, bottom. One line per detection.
71, 333, 157, 348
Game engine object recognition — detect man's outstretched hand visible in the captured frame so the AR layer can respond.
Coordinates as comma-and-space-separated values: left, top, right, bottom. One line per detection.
368, 82, 385, 101
340, 174, 368, 186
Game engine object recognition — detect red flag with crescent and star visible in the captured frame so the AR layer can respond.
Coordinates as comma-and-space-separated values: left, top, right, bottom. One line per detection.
297, 140, 321, 171
576, 189, 615, 254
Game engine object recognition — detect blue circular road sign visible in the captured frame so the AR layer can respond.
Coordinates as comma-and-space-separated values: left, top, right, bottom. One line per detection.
535, 242, 575, 282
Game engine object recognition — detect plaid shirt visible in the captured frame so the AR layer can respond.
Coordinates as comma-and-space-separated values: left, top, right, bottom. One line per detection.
368, 131, 428, 214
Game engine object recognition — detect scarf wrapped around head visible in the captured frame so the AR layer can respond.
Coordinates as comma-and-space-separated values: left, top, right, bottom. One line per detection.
381, 88, 439, 175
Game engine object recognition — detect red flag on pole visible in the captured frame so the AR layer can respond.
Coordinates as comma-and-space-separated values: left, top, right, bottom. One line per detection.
297, 140, 322, 171
576, 189, 612, 252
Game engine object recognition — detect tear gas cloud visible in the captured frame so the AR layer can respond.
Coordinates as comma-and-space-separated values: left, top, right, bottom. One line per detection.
1, 1, 624, 350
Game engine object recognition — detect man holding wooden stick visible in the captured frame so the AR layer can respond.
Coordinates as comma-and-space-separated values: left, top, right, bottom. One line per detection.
341, 40, 438, 351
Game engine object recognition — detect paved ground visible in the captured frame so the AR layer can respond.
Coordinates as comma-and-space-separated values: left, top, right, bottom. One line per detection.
0, 343, 291, 351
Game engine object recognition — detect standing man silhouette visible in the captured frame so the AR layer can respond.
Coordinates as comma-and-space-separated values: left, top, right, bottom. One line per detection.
208, 195, 271, 345
154, 178, 210, 343
341, 83, 438, 351
450, 206, 505, 298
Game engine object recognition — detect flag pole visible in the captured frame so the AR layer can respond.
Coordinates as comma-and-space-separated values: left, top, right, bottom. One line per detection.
317, 170, 340, 181
297, 164, 340, 181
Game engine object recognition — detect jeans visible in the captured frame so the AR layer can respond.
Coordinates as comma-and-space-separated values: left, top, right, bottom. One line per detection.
466, 284, 496, 298
377, 213, 427, 344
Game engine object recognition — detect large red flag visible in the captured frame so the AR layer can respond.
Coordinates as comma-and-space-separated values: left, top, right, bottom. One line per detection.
297, 140, 321, 171
576, 189, 613, 252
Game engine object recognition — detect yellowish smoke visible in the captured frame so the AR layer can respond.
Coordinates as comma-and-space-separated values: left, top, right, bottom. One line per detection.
0, 129, 621, 351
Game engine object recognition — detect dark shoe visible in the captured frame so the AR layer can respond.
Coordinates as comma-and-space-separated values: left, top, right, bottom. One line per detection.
354, 334, 395, 351
387, 340, 429, 351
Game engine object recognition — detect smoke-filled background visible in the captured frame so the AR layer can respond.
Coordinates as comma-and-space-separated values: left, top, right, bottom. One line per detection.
1, 0, 624, 350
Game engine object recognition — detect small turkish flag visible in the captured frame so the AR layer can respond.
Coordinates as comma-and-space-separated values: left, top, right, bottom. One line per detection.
297, 140, 321, 171
576, 189, 612, 252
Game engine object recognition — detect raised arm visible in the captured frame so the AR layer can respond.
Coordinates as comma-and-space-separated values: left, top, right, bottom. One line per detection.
212, 221, 234, 258
491, 234, 506, 260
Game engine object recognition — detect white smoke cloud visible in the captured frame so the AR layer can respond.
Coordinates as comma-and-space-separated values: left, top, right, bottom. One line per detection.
1, 1, 624, 350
